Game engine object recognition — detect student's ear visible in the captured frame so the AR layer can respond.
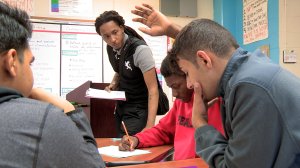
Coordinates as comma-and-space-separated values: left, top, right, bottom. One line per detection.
4, 49, 18, 77
196, 50, 212, 69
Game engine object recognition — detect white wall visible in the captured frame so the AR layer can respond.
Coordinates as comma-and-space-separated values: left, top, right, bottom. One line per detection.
279, 0, 300, 77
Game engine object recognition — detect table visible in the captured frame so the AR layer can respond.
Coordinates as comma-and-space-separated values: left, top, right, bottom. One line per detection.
96, 138, 174, 166
112, 158, 208, 168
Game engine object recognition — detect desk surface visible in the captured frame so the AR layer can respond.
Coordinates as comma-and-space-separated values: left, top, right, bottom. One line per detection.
112, 158, 208, 168
96, 138, 173, 163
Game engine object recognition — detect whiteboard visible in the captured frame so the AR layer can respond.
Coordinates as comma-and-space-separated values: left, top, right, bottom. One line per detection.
29, 23, 61, 96
28, 22, 166, 98
60, 24, 103, 97
143, 35, 168, 68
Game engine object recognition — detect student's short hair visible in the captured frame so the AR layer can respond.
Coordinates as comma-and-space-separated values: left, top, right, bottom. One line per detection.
170, 19, 239, 64
0, 2, 32, 62
160, 52, 185, 78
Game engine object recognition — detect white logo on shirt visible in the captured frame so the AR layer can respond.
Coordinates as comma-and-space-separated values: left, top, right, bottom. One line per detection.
125, 61, 132, 71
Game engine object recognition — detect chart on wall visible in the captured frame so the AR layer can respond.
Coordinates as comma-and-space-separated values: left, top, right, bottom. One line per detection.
243, 0, 268, 44
143, 34, 168, 87
29, 22, 61, 96
60, 24, 103, 98
143, 34, 168, 68
49, 0, 92, 17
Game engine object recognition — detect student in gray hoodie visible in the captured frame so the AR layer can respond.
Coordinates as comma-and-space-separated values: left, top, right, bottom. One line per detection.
0, 2, 105, 167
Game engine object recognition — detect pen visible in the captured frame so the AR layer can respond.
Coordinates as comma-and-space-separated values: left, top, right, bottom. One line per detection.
121, 121, 133, 148
122, 121, 130, 137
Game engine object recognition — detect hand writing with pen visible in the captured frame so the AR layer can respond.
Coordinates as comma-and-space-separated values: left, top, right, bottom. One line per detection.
119, 121, 138, 151
118, 135, 139, 151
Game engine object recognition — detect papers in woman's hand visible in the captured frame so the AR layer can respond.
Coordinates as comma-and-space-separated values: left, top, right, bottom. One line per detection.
85, 88, 126, 101
98, 145, 150, 158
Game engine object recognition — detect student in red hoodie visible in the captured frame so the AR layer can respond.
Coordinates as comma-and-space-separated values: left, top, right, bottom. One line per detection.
119, 53, 224, 160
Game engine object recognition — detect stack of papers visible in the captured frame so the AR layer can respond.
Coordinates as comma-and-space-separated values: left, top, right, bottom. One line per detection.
98, 145, 150, 158
85, 88, 126, 101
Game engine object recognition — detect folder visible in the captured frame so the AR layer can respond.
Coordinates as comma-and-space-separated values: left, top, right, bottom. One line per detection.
85, 88, 126, 101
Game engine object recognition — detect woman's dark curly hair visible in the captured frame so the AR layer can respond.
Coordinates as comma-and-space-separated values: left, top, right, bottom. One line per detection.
95, 10, 144, 41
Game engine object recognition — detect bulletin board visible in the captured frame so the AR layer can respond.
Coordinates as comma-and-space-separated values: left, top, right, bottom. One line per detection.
30, 22, 103, 97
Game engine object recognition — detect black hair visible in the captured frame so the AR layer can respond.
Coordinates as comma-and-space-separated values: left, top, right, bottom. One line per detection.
170, 19, 239, 64
0, 1, 32, 62
160, 52, 185, 78
95, 10, 145, 41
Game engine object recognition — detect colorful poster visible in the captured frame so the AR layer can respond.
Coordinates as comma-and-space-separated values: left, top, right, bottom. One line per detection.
51, 0, 58, 12
49, 0, 92, 17
243, 0, 268, 44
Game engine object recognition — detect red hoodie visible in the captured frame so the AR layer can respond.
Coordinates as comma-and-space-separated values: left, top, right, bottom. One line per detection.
135, 97, 224, 160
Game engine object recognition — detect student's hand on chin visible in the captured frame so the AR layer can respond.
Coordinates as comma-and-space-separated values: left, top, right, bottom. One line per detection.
192, 82, 208, 128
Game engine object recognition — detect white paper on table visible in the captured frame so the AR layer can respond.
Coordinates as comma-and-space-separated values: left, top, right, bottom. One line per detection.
98, 145, 150, 158
85, 88, 126, 101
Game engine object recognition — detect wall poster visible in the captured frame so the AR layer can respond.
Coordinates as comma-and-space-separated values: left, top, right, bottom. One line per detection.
243, 0, 268, 44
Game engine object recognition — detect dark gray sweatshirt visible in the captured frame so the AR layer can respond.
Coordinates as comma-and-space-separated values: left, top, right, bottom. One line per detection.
0, 87, 105, 168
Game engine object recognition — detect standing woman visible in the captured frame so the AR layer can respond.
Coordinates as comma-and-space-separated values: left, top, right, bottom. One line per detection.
95, 11, 159, 137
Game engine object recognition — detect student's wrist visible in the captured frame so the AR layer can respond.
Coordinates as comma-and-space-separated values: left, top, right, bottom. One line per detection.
166, 23, 181, 38
132, 136, 139, 148
193, 120, 208, 129
109, 82, 117, 89
110, 81, 116, 85
146, 120, 155, 127
110, 83, 115, 88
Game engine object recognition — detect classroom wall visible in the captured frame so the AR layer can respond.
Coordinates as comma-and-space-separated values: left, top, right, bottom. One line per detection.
167, 0, 213, 26
213, 0, 236, 36
33, 0, 212, 82
279, 0, 300, 78
32, 0, 159, 85
237, 0, 280, 64
214, 0, 300, 77
214, 0, 280, 63
32, 0, 212, 32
